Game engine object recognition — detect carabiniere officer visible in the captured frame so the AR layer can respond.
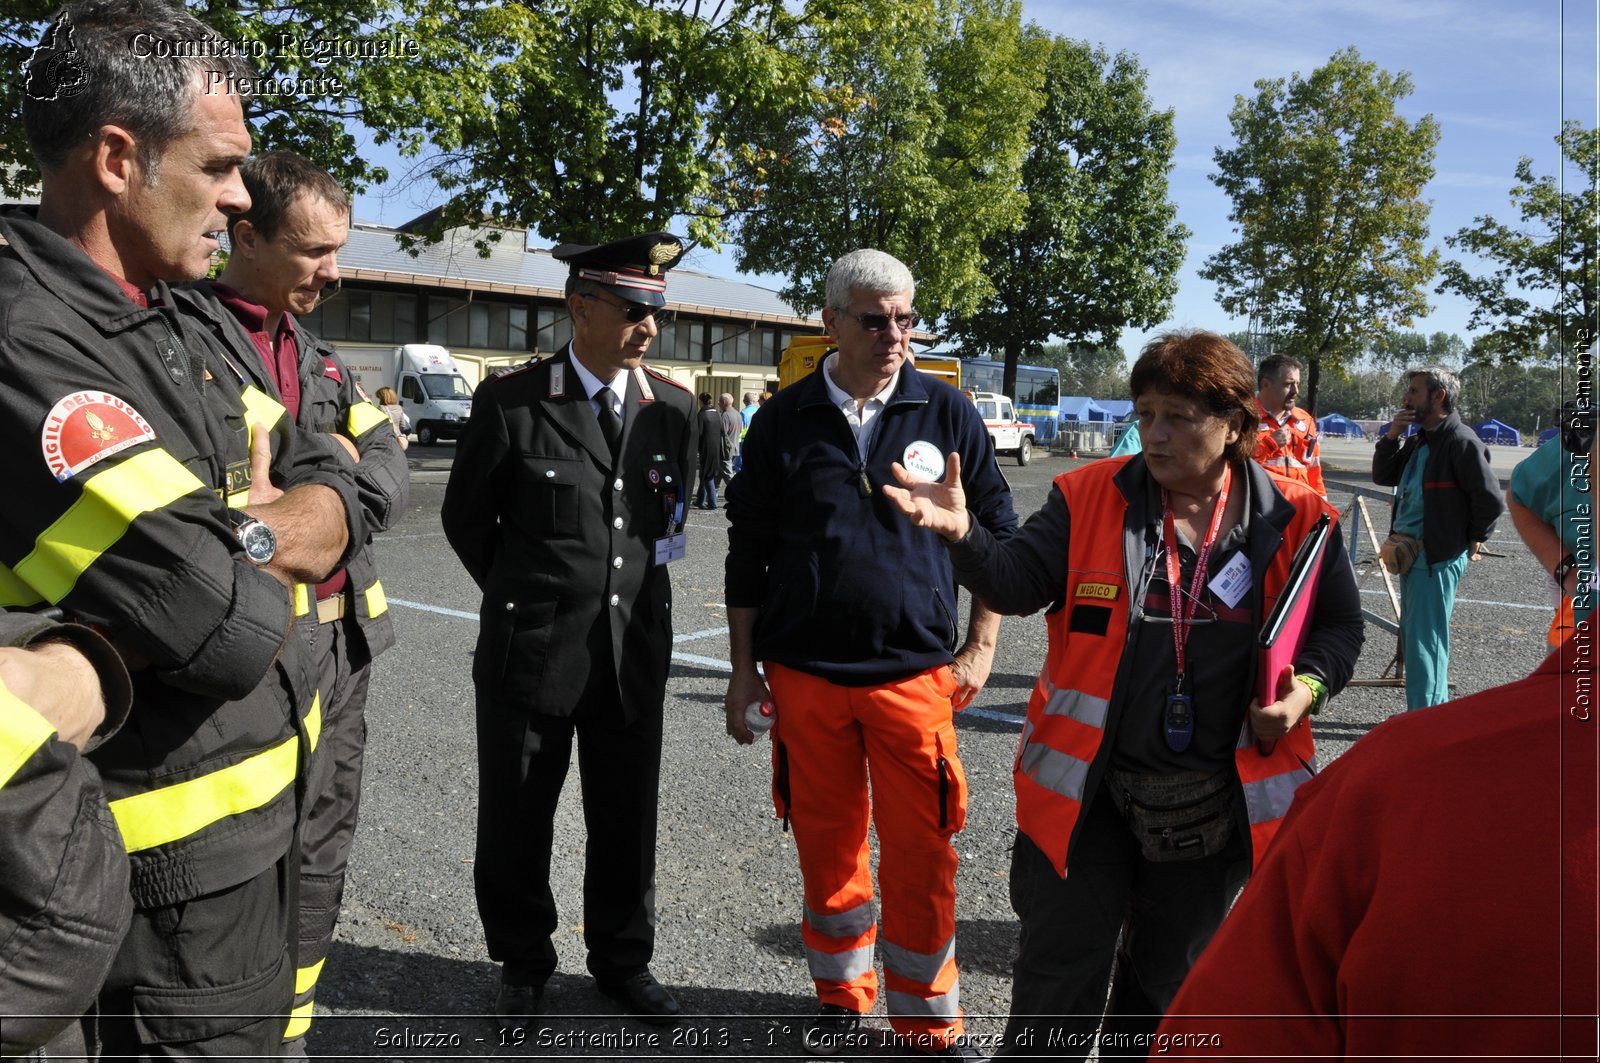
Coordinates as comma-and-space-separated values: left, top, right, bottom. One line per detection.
442, 232, 697, 1024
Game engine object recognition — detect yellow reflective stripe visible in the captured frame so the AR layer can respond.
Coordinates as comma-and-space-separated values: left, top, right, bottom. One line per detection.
239, 386, 287, 440
0, 684, 55, 789
364, 578, 388, 619
0, 563, 45, 608
294, 582, 311, 617
304, 689, 323, 752
283, 1000, 314, 1039
346, 400, 390, 438
14, 449, 206, 604
109, 690, 320, 853
224, 488, 250, 508
295, 958, 326, 995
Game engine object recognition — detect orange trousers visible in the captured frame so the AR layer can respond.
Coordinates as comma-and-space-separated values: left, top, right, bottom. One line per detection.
765, 661, 968, 1048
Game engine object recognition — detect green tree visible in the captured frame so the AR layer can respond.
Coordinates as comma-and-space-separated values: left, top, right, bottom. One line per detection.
1032, 341, 1130, 399
949, 36, 1186, 400
1201, 46, 1441, 414
1, 0, 443, 195
408, 0, 837, 249
730, 0, 1044, 321
1438, 121, 1600, 358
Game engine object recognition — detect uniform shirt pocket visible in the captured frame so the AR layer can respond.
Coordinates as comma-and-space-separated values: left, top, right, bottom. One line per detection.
515, 455, 584, 538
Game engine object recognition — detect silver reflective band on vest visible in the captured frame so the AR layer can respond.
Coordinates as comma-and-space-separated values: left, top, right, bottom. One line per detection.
805, 899, 876, 939
1241, 762, 1314, 826
881, 935, 955, 985
1019, 741, 1091, 804
807, 942, 874, 983
1041, 684, 1110, 729
886, 987, 960, 1021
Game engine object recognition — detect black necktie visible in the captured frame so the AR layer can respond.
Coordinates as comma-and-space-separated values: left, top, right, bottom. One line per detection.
596, 386, 623, 455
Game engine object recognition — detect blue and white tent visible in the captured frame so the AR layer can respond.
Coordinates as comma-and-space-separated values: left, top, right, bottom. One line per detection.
1317, 412, 1364, 438
1474, 419, 1521, 446
1060, 396, 1111, 422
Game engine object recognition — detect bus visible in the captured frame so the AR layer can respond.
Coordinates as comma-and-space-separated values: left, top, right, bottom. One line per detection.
960, 358, 1061, 442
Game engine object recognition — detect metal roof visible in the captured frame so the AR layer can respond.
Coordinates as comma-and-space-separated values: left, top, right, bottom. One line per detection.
339, 220, 821, 328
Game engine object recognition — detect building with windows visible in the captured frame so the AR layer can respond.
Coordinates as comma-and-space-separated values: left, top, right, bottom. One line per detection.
299, 211, 837, 399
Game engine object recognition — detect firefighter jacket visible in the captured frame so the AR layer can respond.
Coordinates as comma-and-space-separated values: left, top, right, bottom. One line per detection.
0, 209, 365, 909
442, 345, 697, 722
176, 286, 407, 660
947, 456, 1363, 877
0, 613, 132, 1056
1255, 401, 1325, 496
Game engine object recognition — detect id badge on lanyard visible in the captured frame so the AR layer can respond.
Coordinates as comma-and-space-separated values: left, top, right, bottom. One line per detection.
1161, 466, 1231, 754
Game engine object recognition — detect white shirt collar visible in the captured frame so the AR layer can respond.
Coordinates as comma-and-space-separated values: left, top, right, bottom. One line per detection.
821, 352, 899, 411
566, 344, 629, 407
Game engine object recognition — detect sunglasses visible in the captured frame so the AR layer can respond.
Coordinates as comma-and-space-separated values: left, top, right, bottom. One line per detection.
583, 292, 675, 326
834, 308, 920, 333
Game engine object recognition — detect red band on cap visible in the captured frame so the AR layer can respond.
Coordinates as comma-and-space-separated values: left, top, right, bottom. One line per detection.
577, 267, 668, 293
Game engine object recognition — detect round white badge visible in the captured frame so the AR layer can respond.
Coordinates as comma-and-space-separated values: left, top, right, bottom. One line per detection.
901, 440, 946, 482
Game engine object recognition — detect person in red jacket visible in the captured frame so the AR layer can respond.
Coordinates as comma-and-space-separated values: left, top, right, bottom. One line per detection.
1253, 354, 1326, 497
1156, 637, 1597, 1060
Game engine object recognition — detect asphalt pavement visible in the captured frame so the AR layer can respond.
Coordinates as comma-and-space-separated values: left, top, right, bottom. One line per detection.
305, 441, 1553, 1060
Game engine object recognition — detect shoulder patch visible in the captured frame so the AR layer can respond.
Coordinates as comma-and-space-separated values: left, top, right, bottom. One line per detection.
42, 391, 156, 482
641, 363, 692, 394
322, 357, 343, 384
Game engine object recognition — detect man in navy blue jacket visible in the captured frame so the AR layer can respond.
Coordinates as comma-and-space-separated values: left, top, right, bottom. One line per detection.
724, 249, 1016, 1060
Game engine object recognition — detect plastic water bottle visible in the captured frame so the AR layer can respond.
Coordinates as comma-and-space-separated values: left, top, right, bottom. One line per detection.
745, 699, 777, 733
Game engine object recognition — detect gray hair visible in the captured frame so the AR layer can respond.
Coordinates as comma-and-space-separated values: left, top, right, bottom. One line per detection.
825, 249, 915, 311
742, 392, 757, 405
1407, 364, 1460, 414
23, 0, 254, 179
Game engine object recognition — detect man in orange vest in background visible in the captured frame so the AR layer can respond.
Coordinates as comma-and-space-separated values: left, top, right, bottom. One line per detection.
1254, 354, 1326, 497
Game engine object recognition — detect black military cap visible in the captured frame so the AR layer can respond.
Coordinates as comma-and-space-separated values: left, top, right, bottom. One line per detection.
550, 231, 687, 308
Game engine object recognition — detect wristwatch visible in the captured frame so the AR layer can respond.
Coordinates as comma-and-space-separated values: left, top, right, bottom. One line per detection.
1553, 552, 1579, 586
228, 511, 277, 566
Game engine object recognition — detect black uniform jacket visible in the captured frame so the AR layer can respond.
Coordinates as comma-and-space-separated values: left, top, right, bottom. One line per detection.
442, 345, 697, 721
0, 209, 364, 908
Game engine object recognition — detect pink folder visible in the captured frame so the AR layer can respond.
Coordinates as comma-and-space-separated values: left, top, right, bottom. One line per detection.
1255, 513, 1332, 754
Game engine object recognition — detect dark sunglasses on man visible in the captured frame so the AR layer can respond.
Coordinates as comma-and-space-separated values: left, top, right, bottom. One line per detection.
834, 308, 921, 333
583, 291, 675, 326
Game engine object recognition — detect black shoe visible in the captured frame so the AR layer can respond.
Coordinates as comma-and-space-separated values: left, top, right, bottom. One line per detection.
902, 1033, 987, 1060
595, 969, 681, 1025
494, 981, 544, 1023
803, 1004, 863, 1056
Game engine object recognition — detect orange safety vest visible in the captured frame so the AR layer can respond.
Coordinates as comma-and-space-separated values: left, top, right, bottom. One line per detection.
1014, 456, 1335, 877
1255, 402, 1325, 497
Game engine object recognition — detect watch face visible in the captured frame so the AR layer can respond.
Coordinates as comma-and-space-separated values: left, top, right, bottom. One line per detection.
239, 521, 276, 565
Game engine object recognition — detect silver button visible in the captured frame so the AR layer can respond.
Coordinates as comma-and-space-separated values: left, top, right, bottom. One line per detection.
504, 601, 514, 611
614, 478, 624, 491
544, 469, 556, 478
612, 556, 623, 569
664, 475, 673, 483
609, 594, 620, 607
613, 517, 624, 529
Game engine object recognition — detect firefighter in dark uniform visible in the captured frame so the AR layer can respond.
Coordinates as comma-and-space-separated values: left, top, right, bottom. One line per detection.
442, 232, 697, 1024
1, 3, 362, 1056
0, 613, 132, 1058
178, 150, 410, 1056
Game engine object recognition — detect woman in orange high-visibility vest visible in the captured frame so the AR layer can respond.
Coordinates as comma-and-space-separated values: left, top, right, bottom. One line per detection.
886, 331, 1364, 1060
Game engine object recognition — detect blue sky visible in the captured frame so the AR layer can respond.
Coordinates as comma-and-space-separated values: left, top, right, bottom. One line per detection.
352, 0, 1597, 358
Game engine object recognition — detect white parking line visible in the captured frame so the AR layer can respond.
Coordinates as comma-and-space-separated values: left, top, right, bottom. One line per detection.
389, 598, 477, 620
1357, 589, 1548, 611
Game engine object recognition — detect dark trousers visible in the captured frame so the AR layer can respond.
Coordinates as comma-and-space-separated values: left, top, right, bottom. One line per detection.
997, 786, 1248, 1060
289, 617, 372, 1041
98, 859, 293, 1059
473, 624, 664, 985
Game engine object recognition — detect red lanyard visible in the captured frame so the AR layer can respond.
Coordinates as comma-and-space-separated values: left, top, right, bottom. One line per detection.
1161, 465, 1232, 693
